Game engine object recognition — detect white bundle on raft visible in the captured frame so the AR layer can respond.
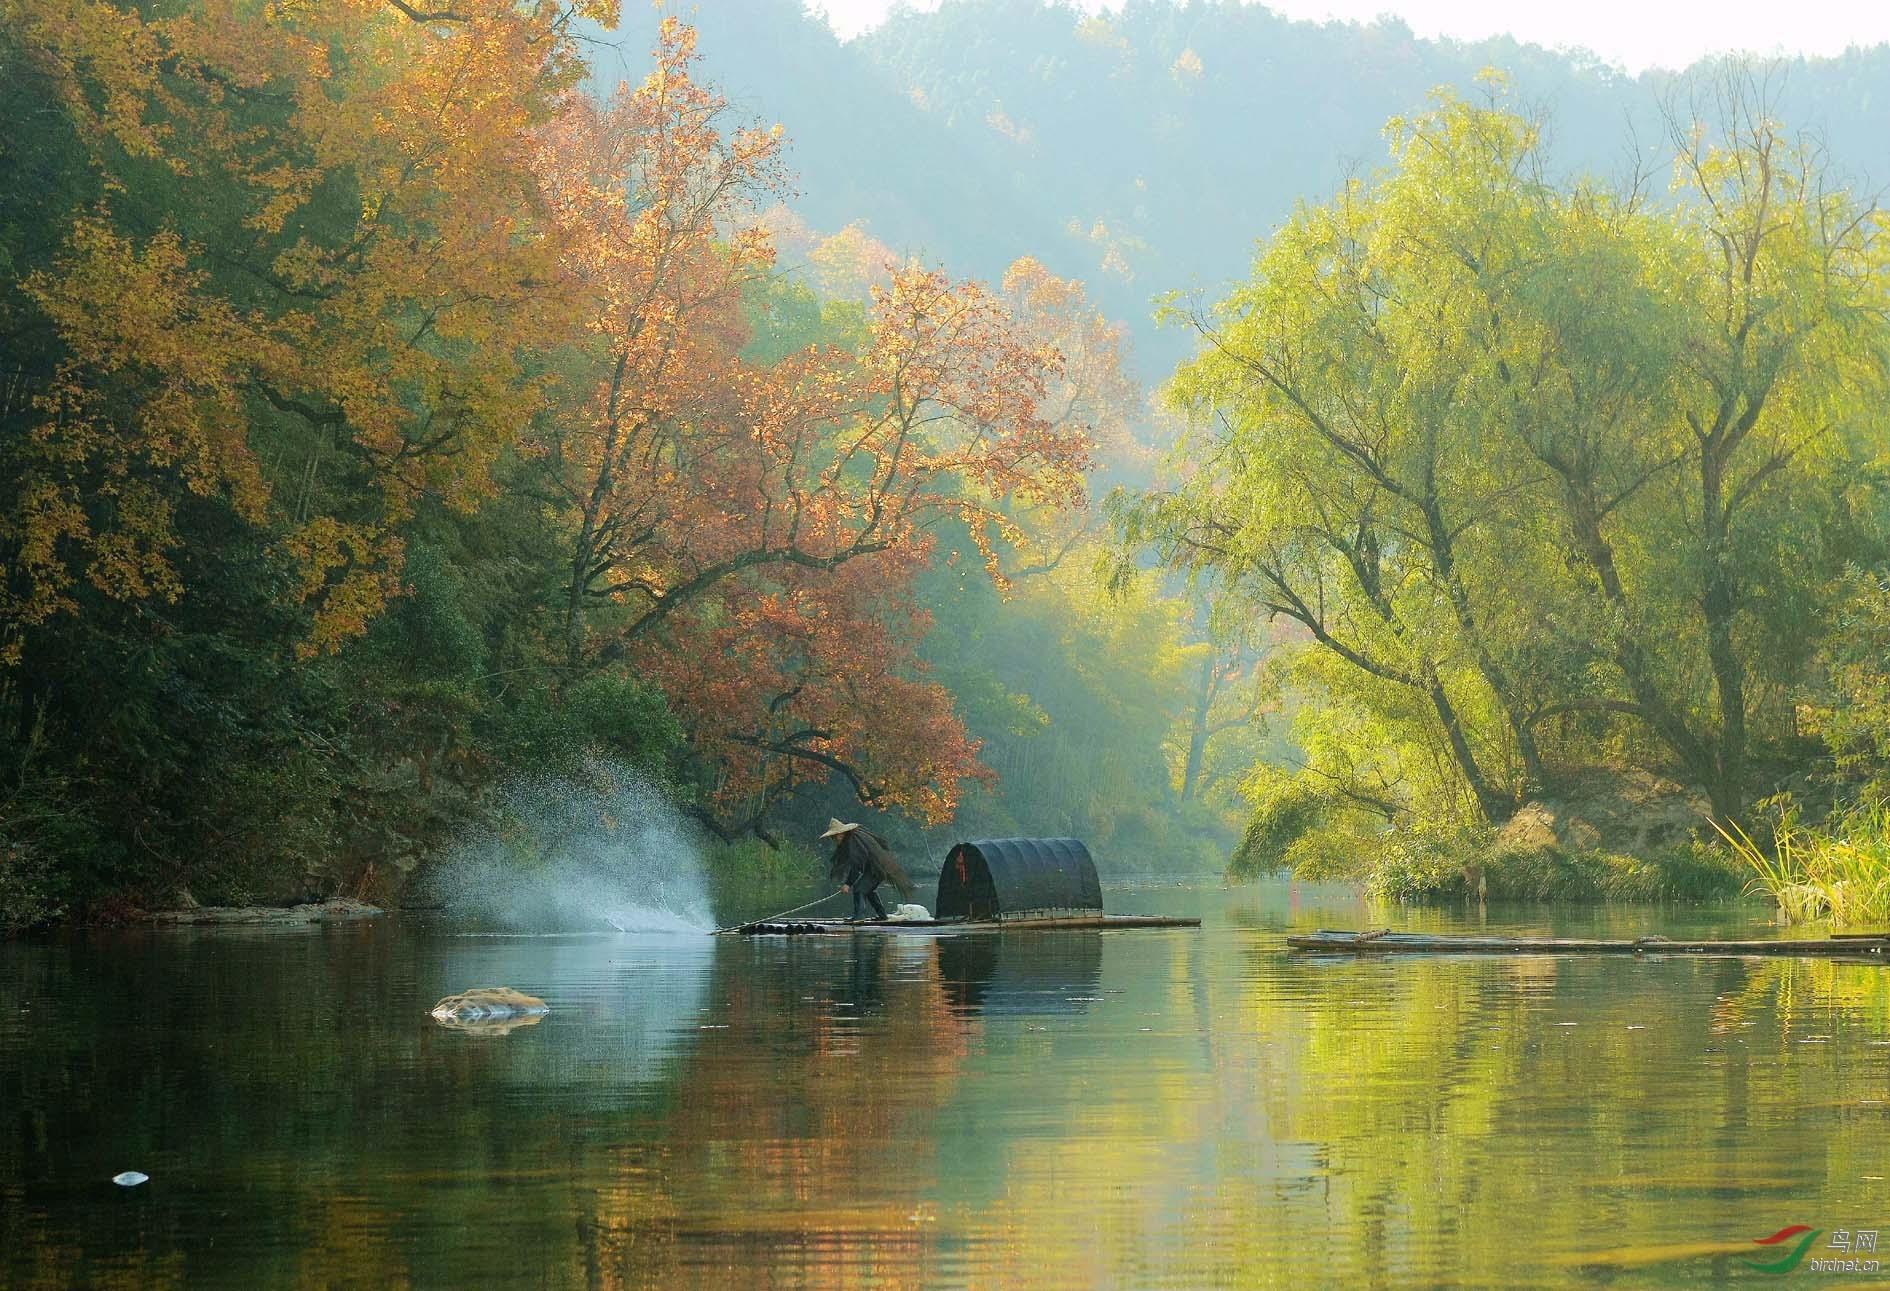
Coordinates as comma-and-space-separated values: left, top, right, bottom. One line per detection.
887, 903, 932, 922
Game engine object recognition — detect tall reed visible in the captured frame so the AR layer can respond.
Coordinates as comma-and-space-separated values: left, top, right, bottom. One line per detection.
1712, 802, 1890, 927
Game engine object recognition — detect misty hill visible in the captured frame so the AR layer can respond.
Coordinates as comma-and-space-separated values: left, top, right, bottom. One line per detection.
609, 1, 1890, 376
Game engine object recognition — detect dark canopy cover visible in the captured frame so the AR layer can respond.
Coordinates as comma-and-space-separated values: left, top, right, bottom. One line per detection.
935, 838, 1103, 921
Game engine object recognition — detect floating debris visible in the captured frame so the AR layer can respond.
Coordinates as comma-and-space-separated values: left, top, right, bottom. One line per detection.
112, 1172, 149, 1187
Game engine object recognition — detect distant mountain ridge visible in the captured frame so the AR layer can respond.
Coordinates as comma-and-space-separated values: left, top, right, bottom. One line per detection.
607, 1, 1890, 375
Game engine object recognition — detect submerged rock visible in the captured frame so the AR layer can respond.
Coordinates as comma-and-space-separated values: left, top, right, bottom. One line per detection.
429, 987, 549, 1035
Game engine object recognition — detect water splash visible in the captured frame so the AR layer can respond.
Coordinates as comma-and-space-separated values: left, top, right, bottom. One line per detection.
426, 760, 713, 933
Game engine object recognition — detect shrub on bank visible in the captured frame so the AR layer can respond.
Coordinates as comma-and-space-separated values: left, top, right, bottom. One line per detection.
1366, 836, 1743, 904
1229, 762, 1746, 903
0, 835, 65, 932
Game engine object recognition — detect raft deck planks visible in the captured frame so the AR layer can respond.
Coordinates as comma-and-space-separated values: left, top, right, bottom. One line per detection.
724, 914, 1200, 936
1287, 928, 1890, 957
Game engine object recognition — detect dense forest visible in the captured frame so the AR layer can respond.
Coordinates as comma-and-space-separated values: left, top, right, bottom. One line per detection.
5, 0, 1890, 929
0, 1, 1268, 927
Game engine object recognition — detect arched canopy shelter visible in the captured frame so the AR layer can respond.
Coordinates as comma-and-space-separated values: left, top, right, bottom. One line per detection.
935, 838, 1103, 922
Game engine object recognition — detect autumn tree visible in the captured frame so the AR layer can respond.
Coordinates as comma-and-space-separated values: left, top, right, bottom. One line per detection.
1, 0, 613, 669
0, 0, 622, 914
543, 253, 1099, 830
525, 22, 1098, 835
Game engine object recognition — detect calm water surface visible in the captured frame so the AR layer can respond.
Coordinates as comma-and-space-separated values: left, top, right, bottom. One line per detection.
4, 883, 1888, 1288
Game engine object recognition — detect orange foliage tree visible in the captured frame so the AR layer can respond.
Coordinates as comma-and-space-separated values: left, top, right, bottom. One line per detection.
1, 0, 609, 663
632, 261, 1102, 836
531, 22, 1100, 834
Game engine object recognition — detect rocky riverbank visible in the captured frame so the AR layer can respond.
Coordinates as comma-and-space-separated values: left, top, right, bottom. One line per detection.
149, 898, 384, 926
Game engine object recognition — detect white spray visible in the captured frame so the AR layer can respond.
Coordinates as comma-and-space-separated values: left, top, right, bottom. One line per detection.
425, 759, 713, 933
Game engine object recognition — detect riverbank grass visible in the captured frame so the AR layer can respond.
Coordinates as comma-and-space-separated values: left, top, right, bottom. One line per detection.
704, 838, 831, 923
1713, 802, 1890, 927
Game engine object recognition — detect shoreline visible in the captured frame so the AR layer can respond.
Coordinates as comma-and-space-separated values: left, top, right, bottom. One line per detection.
146, 899, 384, 927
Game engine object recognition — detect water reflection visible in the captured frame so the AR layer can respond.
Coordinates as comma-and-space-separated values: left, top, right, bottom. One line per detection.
430, 1010, 546, 1036
936, 932, 1103, 1016
4, 888, 1890, 1288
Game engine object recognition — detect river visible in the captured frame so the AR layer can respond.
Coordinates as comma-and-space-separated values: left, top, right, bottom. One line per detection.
3, 882, 1887, 1287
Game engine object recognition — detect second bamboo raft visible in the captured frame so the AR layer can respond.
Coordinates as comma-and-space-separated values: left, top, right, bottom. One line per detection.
1287, 928, 1890, 958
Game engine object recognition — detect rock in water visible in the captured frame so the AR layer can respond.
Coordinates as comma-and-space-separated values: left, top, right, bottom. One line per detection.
112, 1172, 149, 1187
429, 987, 549, 1035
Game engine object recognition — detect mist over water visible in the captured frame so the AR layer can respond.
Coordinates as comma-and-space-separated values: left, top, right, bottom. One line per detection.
425, 760, 713, 933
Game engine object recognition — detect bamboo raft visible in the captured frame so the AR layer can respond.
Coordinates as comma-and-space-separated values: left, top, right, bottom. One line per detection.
1287, 928, 1890, 958
721, 837, 1200, 936
724, 914, 1200, 937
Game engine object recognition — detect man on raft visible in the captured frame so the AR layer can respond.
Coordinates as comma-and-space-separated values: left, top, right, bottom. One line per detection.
820, 819, 914, 921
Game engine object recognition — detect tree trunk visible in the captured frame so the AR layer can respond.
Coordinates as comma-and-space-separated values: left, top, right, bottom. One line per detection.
1179, 650, 1217, 804
1340, 531, 1509, 823
1699, 449, 1747, 820
1425, 665, 1510, 823
563, 516, 594, 678
1420, 493, 1544, 796
1582, 513, 1712, 764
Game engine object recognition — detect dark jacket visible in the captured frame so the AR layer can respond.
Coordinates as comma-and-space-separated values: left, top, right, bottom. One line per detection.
827, 829, 914, 898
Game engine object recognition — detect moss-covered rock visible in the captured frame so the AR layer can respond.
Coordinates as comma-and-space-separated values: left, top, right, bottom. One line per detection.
1494, 768, 1708, 857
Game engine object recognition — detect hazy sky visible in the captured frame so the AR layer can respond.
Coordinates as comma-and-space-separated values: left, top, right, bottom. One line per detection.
807, 0, 1890, 73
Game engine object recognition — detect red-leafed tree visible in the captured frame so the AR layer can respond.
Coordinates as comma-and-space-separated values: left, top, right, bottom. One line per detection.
531, 21, 1101, 834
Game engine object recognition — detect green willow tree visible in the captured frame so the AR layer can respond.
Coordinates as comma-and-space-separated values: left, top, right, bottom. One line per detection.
1126, 72, 1890, 851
